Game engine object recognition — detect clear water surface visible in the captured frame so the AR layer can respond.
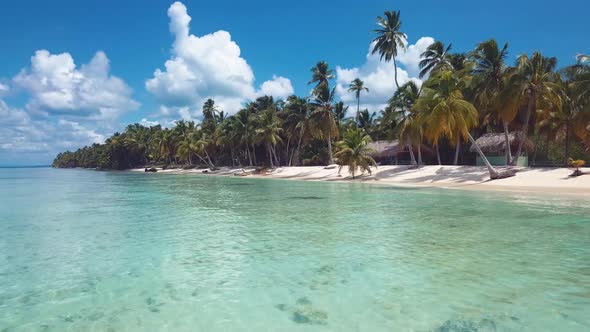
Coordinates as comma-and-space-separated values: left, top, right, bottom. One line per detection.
1, 168, 589, 331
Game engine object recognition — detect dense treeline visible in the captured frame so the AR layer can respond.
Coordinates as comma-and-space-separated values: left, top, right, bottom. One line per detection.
53, 11, 590, 177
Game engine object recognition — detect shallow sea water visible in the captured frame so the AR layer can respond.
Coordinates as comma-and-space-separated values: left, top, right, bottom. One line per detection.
1, 168, 589, 331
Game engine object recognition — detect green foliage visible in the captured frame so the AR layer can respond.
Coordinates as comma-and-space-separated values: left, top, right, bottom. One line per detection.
53, 15, 590, 170
335, 128, 377, 178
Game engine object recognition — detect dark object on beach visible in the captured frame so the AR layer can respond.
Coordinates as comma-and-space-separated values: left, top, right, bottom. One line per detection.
491, 169, 517, 180
570, 169, 584, 177
144, 167, 157, 173
162, 164, 169, 170
202, 169, 209, 173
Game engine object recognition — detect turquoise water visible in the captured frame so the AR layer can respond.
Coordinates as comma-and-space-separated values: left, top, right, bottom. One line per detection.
1, 168, 589, 331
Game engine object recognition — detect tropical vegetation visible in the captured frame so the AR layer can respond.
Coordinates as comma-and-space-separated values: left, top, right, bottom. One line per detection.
53, 11, 590, 179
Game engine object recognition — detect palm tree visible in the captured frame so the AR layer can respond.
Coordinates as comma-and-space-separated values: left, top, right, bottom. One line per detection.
419, 41, 454, 78
469, 39, 512, 164
335, 128, 377, 179
415, 70, 507, 179
283, 96, 313, 166
308, 61, 334, 89
255, 108, 283, 168
348, 78, 369, 124
388, 81, 420, 165
357, 109, 377, 133
310, 82, 339, 164
372, 10, 407, 90
538, 62, 590, 164
502, 52, 561, 165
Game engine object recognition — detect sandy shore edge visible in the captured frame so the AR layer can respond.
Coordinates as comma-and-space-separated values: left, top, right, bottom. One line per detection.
130, 165, 590, 196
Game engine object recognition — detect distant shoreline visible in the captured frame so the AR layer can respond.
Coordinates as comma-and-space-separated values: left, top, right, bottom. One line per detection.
0, 165, 51, 169
128, 165, 590, 196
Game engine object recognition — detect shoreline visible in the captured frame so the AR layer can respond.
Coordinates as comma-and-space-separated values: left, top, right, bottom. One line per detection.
130, 165, 590, 196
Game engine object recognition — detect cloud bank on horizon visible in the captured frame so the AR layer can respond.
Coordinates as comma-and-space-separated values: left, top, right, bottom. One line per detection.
0, 1, 432, 165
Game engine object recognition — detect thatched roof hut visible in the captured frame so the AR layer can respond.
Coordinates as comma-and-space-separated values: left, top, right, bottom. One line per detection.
367, 140, 402, 159
368, 140, 434, 162
469, 132, 535, 154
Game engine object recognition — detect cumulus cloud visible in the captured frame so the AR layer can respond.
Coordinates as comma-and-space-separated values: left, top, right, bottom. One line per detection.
146, 1, 293, 121
14, 50, 139, 120
0, 98, 109, 165
1, 50, 139, 165
335, 37, 434, 114
258, 75, 294, 98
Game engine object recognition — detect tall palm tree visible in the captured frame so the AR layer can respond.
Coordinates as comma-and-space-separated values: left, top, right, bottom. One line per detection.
538, 62, 590, 164
310, 82, 339, 164
469, 39, 512, 164
308, 61, 335, 89
234, 109, 256, 166
388, 81, 420, 165
419, 41, 454, 78
348, 78, 369, 123
283, 96, 313, 166
335, 128, 377, 179
569, 57, 590, 150
372, 10, 407, 90
502, 52, 561, 165
255, 108, 283, 168
415, 70, 506, 179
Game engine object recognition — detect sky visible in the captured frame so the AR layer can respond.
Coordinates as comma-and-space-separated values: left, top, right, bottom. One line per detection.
1, 0, 588, 166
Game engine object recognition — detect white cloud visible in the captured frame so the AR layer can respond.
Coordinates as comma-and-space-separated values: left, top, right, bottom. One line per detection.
139, 118, 160, 127
14, 50, 139, 120
1, 50, 139, 165
0, 98, 109, 165
258, 75, 294, 99
0, 83, 9, 96
335, 37, 434, 114
397, 37, 435, 77
146, 1, 293, 118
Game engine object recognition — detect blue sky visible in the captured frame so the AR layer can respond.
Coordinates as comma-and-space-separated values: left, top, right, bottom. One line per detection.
1, 0, 588, 165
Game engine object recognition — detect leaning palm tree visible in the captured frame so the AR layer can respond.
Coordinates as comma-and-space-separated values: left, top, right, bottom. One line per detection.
469, 39, 512, 164
348, 78, 369, 124
372, 10, 407, 90
419, 41, 454, 78
308, 61, 335, 89
335, 128, 377, 179
309, 82, 339, 164
502, 52, 561, 165
415, 71, 510, 179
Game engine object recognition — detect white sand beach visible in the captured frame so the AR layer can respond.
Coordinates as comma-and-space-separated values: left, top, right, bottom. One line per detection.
131, 165, 590, 195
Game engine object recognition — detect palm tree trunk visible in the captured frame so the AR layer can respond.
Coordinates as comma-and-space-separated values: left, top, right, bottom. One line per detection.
267, 144, 274, 168
327, 133, 334, 164
468, 133, 500, 179
393, 57, 400, 90
408, 144, 417, 165
417, 144, 423, 166
252, 143, 257, 166
564, 121, 570, 166
291, 129, 304, 166
356, 96, 360, 126
503, 121, 512, 165
272, 146, 280, 166
511, 95, 535, 166
436, 142, 441, 165
246, 146, 253, 166
454, 140, 461, 165
204, 151, 214, 169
